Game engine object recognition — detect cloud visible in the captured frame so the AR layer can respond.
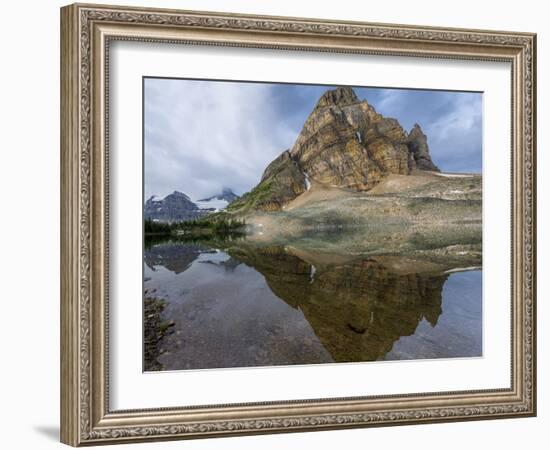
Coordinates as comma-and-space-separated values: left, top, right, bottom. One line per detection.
369, 89, 406, 113
423, 93, 482, 173
145, 80, 483, 202
144, 79, 297, 200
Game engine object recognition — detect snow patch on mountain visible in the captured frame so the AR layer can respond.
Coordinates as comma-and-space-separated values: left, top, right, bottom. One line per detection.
195, 188, 239, 211
195, 198, 230, 212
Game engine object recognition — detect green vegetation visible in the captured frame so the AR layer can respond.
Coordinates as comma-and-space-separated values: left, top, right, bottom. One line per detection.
144, 217, 247, 238
144, 232, 247, 252
144, 219, 172, 235
225, 180, 275, 213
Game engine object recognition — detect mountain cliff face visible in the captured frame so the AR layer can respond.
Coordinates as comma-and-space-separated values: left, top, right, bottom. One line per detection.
144, 191, 201, 222
229, 86, 439, 213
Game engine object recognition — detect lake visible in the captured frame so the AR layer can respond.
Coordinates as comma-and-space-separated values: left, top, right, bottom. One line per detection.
143, 238, 482, 371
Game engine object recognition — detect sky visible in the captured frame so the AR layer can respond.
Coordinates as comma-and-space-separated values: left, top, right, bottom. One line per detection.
144, 78, 482, 201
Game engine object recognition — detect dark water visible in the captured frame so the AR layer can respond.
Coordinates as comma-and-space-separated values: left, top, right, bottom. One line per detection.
143, 239, 482, 371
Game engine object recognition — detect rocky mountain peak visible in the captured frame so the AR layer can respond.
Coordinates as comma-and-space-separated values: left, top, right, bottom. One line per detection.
145, 190, 200, 223
220, 188, 239, 201
228, 87, 440, 213
170, 190, 191, 200
315, 86, 360, 108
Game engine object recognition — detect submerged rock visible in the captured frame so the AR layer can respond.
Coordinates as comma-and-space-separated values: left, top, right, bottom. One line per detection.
144, 297, 174, 371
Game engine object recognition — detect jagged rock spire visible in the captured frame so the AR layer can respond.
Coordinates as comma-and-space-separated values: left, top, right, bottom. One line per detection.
315, 86, 360, 108
406, 124, 440, 172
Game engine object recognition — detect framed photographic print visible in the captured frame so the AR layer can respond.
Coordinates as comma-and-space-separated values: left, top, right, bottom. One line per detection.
60, 3, 537, 446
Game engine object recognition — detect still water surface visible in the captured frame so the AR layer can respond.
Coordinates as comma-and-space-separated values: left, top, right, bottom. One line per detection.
144, 240, 482, 371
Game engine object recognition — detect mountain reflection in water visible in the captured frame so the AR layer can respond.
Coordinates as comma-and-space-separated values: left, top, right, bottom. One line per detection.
144, 239, 482, 371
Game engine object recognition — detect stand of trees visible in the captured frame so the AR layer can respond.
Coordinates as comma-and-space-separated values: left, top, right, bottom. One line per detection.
144, 217, 246, 236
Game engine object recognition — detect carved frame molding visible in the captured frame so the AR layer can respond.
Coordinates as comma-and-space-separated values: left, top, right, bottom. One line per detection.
60, 3, 536, 446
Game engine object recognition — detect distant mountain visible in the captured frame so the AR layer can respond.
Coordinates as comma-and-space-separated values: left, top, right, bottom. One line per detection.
144, 188, 240, 222
198, 188, 239, 203
144, 191, 202, 223
195, 188, 239, 212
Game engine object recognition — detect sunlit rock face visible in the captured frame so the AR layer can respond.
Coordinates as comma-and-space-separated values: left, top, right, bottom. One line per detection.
290, 87, 413, 191
230, 86, 440, 212
227, 245, 448, 363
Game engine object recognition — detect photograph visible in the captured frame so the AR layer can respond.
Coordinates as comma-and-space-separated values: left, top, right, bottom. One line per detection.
56, 2, 537, 446
142, 79, 483, 372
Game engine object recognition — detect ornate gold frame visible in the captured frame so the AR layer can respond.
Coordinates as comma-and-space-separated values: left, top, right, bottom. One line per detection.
60, 3, 537, 446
